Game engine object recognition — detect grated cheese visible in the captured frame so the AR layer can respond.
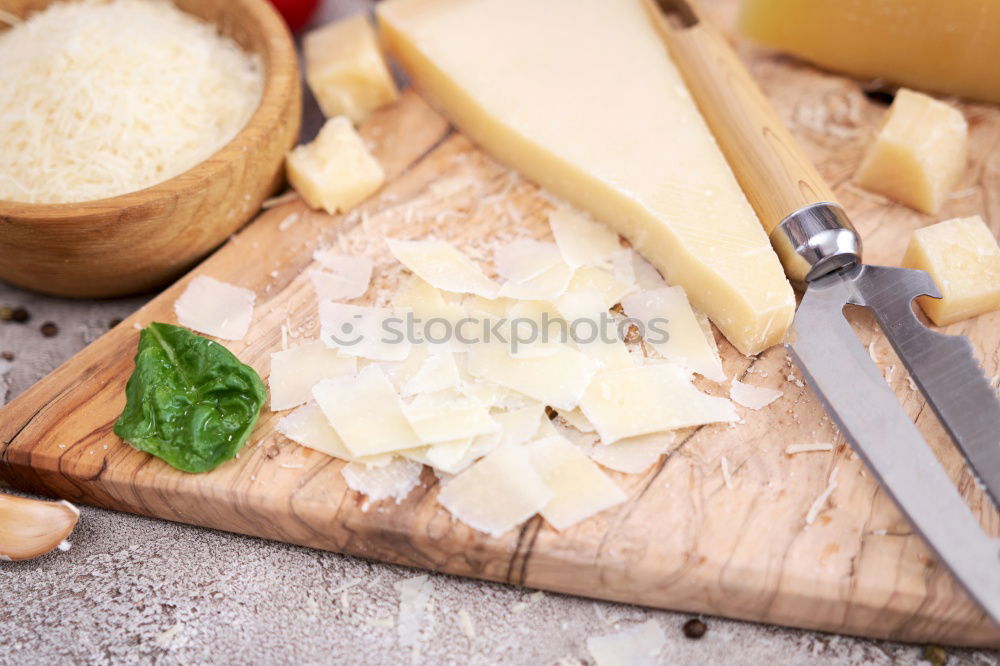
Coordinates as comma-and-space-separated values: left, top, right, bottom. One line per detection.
0, 0, 263, 204
174, 276, 255, 341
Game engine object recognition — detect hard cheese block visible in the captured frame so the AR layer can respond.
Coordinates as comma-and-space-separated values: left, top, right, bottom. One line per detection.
902, 216, 1000, 326
304, 14, 399, 124
739, 0, 1000, 104
376, 0, 795, 356
855, 89, 968, 215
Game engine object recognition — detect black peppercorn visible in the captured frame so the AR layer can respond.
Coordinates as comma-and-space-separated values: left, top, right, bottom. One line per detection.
682, 618, 707, 639
11, 307, 29, 323
40, 322, 59, 338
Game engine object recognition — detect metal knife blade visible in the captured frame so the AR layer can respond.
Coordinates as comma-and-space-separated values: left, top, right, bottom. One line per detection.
790, 264, 1000, 624
845, 265, 1000, 507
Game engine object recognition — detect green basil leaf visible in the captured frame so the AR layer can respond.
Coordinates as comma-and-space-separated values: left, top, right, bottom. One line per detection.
114, 322, 267, 474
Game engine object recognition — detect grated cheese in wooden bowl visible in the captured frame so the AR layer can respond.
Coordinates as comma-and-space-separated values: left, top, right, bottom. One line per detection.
0, 0, 264, 204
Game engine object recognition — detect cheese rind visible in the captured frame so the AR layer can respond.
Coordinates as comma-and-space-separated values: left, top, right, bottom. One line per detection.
855, 89, 968, 215
739, 0, 1000, 105
902, 215, 1000, 326
286, 116, 385, 215
377, 0, 794, 355
304, 14, 399, 124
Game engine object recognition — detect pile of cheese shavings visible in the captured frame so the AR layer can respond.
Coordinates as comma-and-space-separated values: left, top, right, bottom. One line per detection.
0, 0, 263, 204
251, 204, 736, 537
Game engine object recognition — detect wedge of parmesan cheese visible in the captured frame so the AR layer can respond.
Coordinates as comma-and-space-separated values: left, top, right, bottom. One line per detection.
527, 436, 626, 530
343, 457, 423, 503
269, 340, 357, 411
174, 276, 255, 341
580, 363, 737, 443
377, 0, 795, 355
387, 238, 500, 298
437, 444, 554, 537
313, 365, 421, 456
730, 379, 783, 410
621, 287, 725, 382
548, 205, 622, 269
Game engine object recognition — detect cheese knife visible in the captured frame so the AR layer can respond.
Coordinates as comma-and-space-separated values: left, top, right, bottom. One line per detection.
645, 0, 1000, 624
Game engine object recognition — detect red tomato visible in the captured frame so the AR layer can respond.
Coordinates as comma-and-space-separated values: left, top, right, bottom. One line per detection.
268, 0, 320, 33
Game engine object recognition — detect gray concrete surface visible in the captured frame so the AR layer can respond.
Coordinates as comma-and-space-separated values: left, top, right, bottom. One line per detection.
1, 275, 995, 666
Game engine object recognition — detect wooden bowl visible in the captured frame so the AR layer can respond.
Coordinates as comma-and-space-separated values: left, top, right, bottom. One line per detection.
0, 0, 302, 298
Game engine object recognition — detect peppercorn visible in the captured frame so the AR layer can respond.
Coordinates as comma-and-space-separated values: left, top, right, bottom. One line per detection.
682, 618, 707, 639
11, 307, 30, 323
109, 318, 123, 329
0, 351, 13, 361
40, 322, 59, 338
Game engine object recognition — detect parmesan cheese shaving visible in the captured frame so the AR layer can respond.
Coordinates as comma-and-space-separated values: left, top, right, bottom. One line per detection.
437, 445, 553, 537
589, 432, 673, 474
805, 465, 840, 525
174, 276, 255, 341
548, 205, 622, 268
785, 443, 835, 455
467, 342, 598, 411
308, 251, 373, 301
318, 301, 411, 361
528, 436, 626, 530
580, 364, 737, 444
387, 238, 500, 298
402, 391, 498, 443
730, 379, 784, 410
269, 340, 356, 411
276, 402, 387, 466
343, 457, 423, 503
0, 0, 263, 204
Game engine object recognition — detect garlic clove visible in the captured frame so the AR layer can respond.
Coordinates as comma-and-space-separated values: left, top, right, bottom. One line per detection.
0, 494, 80, 561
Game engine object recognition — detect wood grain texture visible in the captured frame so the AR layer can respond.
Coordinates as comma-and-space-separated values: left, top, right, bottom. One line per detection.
3, 19, 1000, 647
0, 0, 301, 298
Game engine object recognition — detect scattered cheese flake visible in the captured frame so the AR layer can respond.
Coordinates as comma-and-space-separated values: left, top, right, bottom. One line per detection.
806, 465, 840, 525
730, 379, 784, 410
387, 238, 500, 298
467, 342, 598, 411
319, 301, 411, 361
394, 277, 466, 323
785, 443, 834, 455
580, 364, 737, 444
590, 432, 673, 474
557, 408, 596, 433
548, 204, 621, 268
395, 575, 434, 650
498, 261, 574, 300
277, 212, 300, 231
456, 608, 476, 639
403, 391, 498, 443
313, 365, 420, 456
437, 445, 553, 536
631, 252, 666, 290
269, 340, 357, 411
622, 287, 725, 382
720, 456, 734, 489
554, 291, 633, 371
565, 267, 634, 309
401, 347, 461, 396
343, 457, 423, 502
174, 276, 255, 340
528, 436, 626, 530
277, 402, 389, 465
494, 239, 563, 282
307, 257, 372, 301
586, 620, 666, 666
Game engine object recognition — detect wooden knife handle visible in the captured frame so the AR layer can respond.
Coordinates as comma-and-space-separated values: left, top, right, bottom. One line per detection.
643, 0, 839, 235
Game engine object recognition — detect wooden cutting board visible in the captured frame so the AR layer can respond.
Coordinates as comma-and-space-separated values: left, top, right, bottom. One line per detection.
3, 18, 1000, 646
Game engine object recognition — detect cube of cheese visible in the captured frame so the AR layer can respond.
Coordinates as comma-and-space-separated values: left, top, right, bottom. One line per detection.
286, 116, 385, 215
855, 89, 968, 215
902, 216, 1000, 326
304, 14, 399, 124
